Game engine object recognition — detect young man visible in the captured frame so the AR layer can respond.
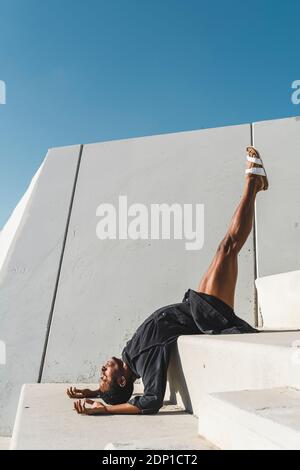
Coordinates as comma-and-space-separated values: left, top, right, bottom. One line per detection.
67, 146, 268, 416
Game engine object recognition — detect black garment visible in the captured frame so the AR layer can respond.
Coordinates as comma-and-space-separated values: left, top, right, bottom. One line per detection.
121, 288, 258, 414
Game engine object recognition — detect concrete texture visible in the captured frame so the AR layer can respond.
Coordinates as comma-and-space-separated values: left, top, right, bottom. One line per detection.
198, 387, 300, 450
253, 117, 300, 278
167, 331, 300, 416
42, 124, 255, 383
10, 384, 216, 450
2, 116, 300, 444
0, 161, 44, 272
0, 437, 11, 450
255, 270, 300, 329
0, 145, 81, 435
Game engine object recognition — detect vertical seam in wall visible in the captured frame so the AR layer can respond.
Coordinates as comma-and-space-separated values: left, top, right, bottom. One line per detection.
38, 144, 84, 382
251, 124, 259, 327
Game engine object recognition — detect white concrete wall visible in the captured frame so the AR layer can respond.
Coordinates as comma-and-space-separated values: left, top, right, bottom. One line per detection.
42, 125, 255, 383
0, 145, 81, 435
253, 117, 300, 277
3, 116, 300, 436
0, 161, 44, 272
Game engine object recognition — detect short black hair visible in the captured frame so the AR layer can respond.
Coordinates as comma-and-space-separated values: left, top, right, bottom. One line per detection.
99, 376, 134, 405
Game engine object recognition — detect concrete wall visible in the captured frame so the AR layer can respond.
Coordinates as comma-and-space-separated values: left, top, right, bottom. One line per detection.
0, 146, 81, 435
42, 125, 254, 383
0, 162, 45, 272
253, 117, 300, 277
1, 116, 299, 435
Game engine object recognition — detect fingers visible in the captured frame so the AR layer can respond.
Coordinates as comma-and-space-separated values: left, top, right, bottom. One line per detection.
74, 399, 85, 414
67, 387, 76, 398
66, 386, 83, 398
74, 399, 94, 415
73, 399, 105, 415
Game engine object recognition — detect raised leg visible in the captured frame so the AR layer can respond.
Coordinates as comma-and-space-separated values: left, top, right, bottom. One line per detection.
198, 175, 262, 310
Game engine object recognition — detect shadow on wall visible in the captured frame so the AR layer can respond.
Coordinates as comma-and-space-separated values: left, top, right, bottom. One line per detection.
167, 343, 193, 413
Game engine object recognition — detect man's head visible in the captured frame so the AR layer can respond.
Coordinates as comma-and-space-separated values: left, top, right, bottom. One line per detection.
98, 356, 134, 405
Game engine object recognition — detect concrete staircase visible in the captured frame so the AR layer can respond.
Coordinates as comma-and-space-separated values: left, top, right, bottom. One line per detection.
198, 387, 300, 450
167, 330, 300, 449
10, 330, 300, 450
10, 384, 216, 450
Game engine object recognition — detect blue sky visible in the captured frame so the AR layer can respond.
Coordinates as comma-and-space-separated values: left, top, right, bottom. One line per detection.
0, 0, 299, 228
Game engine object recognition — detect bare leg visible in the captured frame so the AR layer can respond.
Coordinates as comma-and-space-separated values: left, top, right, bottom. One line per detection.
198, 175, 263, 310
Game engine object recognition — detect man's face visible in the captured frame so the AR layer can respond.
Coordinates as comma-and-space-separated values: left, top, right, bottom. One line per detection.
99, 357, 124, 392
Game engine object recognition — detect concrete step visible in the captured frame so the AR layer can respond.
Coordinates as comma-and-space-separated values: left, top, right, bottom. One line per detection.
198, 387, 300, 450
255, 270, 300, 329
12, 332, 300, 449
11, 384, 216, 450
167, 331, 300, 416
104, 434, 216, 451
0, 436, 11, 450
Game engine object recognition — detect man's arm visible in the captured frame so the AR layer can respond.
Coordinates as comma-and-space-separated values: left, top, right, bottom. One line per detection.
106, 402, 142, 414
73, 399, 141, 415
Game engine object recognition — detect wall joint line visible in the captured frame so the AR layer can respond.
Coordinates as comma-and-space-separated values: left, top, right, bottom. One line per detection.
251, 124, 260, 327
38, 144, 84, 382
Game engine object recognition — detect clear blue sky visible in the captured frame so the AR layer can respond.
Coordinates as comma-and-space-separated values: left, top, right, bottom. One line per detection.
0, 0, 299, 228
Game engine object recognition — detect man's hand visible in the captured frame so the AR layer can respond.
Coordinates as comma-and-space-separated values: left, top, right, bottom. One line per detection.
74, 399, 107, 415
66, 387, 99, 399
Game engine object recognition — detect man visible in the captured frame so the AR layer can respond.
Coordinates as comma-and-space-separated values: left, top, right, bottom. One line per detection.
67, 146, 268, 416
